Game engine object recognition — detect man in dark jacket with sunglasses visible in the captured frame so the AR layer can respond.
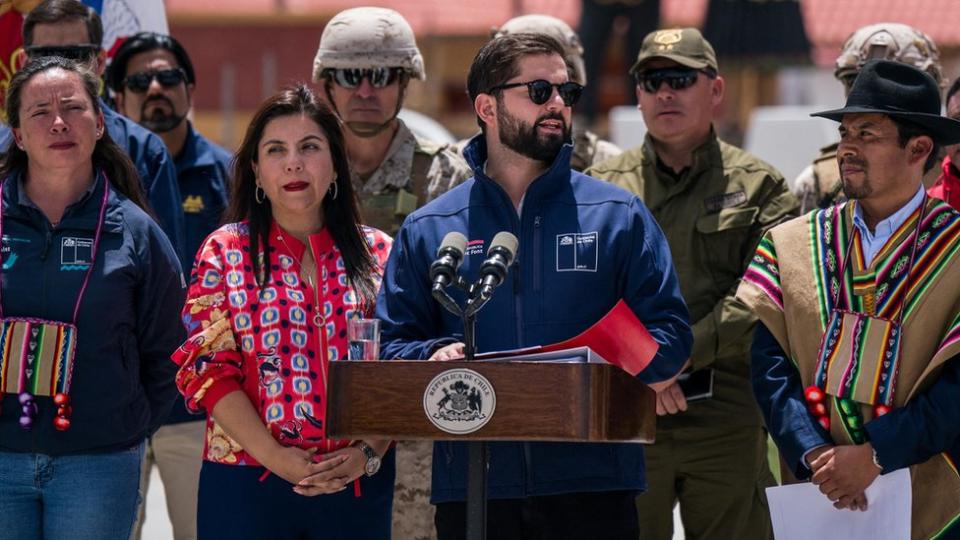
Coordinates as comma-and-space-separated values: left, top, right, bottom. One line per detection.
106, 31, 231, 540
587, 28, 798, 540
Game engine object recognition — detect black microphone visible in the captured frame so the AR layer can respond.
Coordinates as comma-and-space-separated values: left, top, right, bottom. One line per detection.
430, 232, 468, 291
477, 231, 518, 299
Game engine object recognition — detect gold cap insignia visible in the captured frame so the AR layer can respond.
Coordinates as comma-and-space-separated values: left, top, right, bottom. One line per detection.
653, 29, 683, 46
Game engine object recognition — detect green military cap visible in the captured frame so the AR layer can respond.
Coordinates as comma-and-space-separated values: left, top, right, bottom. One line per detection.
630, 28, 718, 75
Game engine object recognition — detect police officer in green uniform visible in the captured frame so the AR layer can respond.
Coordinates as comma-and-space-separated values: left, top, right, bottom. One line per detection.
792, 23, 943, 213
587, 28, 798, 540
312, 7, 471, 238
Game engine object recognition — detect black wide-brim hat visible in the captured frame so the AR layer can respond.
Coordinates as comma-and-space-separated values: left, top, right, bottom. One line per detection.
812, 59, 960, 145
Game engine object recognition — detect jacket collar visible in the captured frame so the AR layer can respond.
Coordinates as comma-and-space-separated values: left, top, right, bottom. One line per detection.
462, 133, 574, 201
641, 127, 721, 181
176, 122, 222, 173
3, 168, 123, 232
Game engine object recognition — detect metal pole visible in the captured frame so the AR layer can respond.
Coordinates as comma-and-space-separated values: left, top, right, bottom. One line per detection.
462, 311, 486, 540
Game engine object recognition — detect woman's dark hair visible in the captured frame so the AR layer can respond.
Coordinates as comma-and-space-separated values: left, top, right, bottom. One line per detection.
1, 56, 148, 211
225, 84, 378, 312
466, 33, 568, 131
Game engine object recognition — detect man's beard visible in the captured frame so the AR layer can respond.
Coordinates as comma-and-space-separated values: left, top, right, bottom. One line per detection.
497, 106, 570, 164
139, 96, 186, 133
840, 157, 873, 200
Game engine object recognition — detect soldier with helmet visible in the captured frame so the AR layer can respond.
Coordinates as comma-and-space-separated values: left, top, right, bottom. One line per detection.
313, 8, 470, 539
489, 14, 622, 172
793, 23, 943, 212
312, 7, 471, 237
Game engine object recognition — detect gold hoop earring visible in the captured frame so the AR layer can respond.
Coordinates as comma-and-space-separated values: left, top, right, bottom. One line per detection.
255, 185, 266, 204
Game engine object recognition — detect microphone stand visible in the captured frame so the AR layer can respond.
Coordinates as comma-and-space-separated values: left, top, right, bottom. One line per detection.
431, 278, 494, 540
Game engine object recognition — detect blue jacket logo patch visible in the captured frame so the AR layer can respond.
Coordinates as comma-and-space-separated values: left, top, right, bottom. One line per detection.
61, 237, 93, 271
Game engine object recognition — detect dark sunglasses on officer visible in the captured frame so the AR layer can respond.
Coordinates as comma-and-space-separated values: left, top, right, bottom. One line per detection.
24, 44, 99, 62
488, 79, 584, 107
327, 67, 404, 89
123, 68, 188, 93
635, 67, 717, 94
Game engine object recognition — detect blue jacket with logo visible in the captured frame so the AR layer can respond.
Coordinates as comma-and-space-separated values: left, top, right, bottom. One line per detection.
165, 123, 231, 425
175, 123, 231, 272
376, 136, 692, 502
0, 170, 186, 455
101, 101, 186, 262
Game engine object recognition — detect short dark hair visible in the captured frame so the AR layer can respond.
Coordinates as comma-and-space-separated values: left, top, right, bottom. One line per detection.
23, 0, 103, 47
946, 77, 960, 106
466, 33, 567, 129
891, 116, 941, 174
106, 32, 196, 93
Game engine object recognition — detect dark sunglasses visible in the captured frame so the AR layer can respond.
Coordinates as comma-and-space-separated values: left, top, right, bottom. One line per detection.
24, 44, 99, 62
329, 67, 403, 89
636, 68, 713, 93
123, 68, 188, 93
488, 80, 584, 107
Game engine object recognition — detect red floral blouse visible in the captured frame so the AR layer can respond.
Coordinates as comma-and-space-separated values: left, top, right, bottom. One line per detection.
172, 220, 392, 466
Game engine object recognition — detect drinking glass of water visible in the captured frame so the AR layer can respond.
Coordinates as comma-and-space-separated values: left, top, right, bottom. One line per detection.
347, 318, 380, 361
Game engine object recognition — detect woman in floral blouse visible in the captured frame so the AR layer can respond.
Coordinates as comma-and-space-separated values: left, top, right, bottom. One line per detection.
172, 85, 393, 539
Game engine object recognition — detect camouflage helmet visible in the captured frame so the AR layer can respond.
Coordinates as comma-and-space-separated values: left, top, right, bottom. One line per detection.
312, 7, 426, 82
493, 14, 586, 85
835, 23, 942, 89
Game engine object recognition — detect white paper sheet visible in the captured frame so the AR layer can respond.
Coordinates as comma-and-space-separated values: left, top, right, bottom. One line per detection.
766, 468, 911, 540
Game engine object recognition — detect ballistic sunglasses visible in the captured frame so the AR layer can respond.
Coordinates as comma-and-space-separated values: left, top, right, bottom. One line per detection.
488, 80, 584, 107
24, 44, 99, 62
122, 68, 188, 93
635, 68, 715, 93
329, 67, 404, 89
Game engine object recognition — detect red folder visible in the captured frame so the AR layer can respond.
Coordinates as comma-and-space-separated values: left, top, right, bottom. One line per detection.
476, 299, 659, 376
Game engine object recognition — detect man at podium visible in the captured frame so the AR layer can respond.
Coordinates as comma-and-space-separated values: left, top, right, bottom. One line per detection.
377, 34, 693, 539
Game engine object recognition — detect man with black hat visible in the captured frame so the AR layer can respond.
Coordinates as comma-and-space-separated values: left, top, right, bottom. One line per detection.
739, 59, 960, 539
587, 27, 797, 540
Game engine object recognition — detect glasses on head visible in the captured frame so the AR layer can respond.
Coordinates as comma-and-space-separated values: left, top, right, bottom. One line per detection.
122, 68, 188, 93
635, 68, 713, 93
488, 80, 584, 107
329, 67, 403, 89
24, 44, 99, 62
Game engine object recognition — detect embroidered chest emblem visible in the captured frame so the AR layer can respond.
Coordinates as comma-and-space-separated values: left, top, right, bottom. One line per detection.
60, 237, 93, 271
182, 195, 205, 214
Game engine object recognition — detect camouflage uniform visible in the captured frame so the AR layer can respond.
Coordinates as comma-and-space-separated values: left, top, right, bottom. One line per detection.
353, 119, 471, 237
313, 9, 471, 539
793, 23, 943, 213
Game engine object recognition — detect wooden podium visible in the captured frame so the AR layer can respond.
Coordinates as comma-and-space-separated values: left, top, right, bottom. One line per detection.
326, 359, 656, 443
327, 359, 655, 540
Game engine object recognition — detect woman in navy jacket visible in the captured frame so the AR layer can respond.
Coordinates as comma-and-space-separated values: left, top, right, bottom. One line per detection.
0, 57, 185, 539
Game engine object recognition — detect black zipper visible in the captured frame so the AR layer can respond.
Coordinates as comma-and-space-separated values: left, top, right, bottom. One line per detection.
533, 215, 542, 292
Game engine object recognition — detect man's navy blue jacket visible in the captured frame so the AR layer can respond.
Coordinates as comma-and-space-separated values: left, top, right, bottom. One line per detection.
376, 136, 692, 503
0, 170, 186, 455
175, 122, 231, 273
101, 101, 186, 261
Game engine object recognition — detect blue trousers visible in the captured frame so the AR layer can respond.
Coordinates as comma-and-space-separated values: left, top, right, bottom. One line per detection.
0, 443, 145, 540
198, 449, 395, 539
